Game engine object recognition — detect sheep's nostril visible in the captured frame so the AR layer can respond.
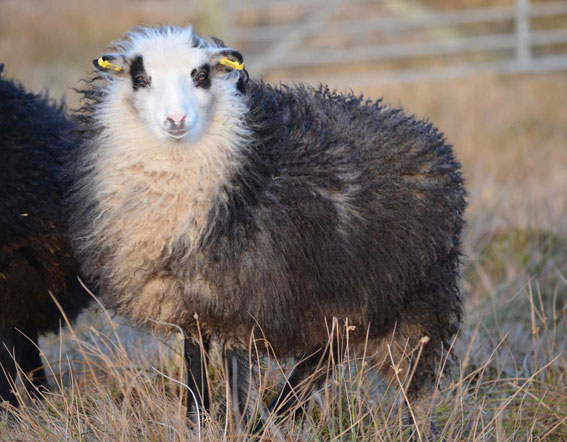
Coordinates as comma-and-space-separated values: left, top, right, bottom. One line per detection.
166, 114, 187, 129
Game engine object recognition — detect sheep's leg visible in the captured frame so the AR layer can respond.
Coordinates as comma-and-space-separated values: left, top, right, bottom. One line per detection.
184, 337, 210, 421
17, 331, 48, 400
267, 353, 323, 416
371, 326, 439, 438
0, 329, 19, 406
0, 329, 47, 406
224, 347, 261, 432
243, 353, 324, 435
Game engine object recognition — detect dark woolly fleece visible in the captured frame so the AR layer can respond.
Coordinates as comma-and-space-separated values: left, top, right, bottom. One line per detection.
0, 67, 89, 405
72, 70, 466, 413
76, 78, 464, 340
195, 81, 466, 358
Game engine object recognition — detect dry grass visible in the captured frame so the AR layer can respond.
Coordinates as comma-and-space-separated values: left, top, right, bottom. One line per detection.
1, 279, 565, 441
1, 0, 566, 440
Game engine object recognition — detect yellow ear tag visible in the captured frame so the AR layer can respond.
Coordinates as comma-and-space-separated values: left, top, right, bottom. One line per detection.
98, 57, 122, 72
219, 58, 244, 70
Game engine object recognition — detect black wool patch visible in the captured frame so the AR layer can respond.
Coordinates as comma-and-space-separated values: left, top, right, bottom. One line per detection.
192, 64, 211, 89
130, 55, 147, 91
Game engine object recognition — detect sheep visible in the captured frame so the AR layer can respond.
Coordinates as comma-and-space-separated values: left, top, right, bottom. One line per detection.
0, 64, 90, 407
69, 25, 466, 430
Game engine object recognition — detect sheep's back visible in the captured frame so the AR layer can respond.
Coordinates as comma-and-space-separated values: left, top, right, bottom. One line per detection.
194, 81, 466, 354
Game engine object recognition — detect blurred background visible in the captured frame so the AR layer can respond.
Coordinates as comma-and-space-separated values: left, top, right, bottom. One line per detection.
0, 0, 566, 426
2, 0, 566, 96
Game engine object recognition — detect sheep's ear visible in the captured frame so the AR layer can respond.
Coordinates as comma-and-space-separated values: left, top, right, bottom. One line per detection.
210, 49, 245, 75
92, 54, 126, 75
210, 49, 248, 92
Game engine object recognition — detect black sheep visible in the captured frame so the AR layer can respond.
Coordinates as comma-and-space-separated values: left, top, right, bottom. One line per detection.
0, 65, 90, 406
69, 25, 466, 429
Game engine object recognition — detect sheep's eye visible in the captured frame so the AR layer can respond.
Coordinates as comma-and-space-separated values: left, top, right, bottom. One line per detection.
135, 75, 148, 87
197, 71, 208, 82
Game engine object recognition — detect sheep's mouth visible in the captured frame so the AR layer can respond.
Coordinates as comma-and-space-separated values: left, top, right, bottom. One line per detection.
165, 129, 189, 140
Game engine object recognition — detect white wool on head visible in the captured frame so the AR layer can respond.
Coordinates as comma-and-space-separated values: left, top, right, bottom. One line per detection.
98, 25, 245, 144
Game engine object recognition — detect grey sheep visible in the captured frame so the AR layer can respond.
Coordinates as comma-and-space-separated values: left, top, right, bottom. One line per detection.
69, 25, 466, 429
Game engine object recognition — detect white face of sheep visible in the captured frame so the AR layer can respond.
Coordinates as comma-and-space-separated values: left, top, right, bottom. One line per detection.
94, 33, 245, 144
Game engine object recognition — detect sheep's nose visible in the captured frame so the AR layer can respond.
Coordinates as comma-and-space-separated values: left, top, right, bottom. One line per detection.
166, 113, 187, 128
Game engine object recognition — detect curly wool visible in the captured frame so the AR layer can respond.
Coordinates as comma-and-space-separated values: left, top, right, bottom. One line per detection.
71, 74, 466, 359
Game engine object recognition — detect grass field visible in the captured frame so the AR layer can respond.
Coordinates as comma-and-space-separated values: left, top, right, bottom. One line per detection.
0, 0, 566, 440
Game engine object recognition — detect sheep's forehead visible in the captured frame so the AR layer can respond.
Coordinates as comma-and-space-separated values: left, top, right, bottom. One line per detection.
141, 46, 207, 74
128, 32, 208, 73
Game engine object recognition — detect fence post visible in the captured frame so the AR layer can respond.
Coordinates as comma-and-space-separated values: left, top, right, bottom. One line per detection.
516, 0, 531, 66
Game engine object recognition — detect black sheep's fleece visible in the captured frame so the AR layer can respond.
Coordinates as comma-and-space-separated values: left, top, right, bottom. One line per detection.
0, 65, 89, 406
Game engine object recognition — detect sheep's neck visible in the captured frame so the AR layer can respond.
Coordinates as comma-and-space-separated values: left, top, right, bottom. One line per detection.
96, 136, 235, 256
